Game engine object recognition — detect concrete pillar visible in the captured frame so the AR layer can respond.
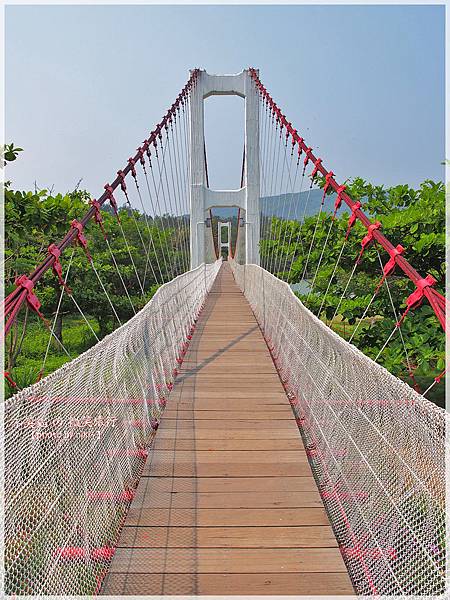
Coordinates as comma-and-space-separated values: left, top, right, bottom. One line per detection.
244, 71, 260, 265
189, 69, 260, 268
189, 71, 206, 269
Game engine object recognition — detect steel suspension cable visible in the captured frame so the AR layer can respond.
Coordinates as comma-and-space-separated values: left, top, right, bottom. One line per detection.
374, 247, 414, 372
267, 123, 287, 273
301, 184, 330, 282
3, 69, 200, 336
90, 259, 122, 325
164, 126, 189, 273
159, 130, 184, 273
115, 215, 145, 296
180, 94, 192, 239
68, 295, 100, 342
141, 156, 172, 281
118, 180, 157, 291
316, 238, 347, 317
268, 134, 293, 274
284, 155, 317, 280
282, 157, 307, 277
248, 68, 446, 331
330, 260, 359, 324
153, 137, 179, 273
148, 142, 178, 277
276, 141, 301, 276
104, 237, 137, 314
171, 109, 191, 270
306, 212, 336, 301
40, 252, 75, 374
130, 169, 165, 286
266, 119, 285, 273
259, 95, 272, 268
259, 105, 272, 269
263, 111, 280, 269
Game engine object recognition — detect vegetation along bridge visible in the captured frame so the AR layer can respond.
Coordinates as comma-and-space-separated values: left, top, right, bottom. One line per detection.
4, 69, 447, 597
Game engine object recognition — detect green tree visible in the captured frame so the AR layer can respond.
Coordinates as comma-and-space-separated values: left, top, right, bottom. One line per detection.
4, 147, 186, 395
261, 178, 445, 400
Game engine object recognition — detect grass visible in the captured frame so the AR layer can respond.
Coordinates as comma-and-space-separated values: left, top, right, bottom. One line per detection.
5, 314, 100, 398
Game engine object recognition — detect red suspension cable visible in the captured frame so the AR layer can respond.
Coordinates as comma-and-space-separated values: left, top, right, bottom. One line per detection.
3, 70, 201, 337
249, 68, 447, 332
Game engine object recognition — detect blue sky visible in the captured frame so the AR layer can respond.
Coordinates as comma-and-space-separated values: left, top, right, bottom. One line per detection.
6, 4, 445, 194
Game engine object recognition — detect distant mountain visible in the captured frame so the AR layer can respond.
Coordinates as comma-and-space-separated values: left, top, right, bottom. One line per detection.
261, 189, 326, 220
209, 207, 240, 219
212, 189, 346, 221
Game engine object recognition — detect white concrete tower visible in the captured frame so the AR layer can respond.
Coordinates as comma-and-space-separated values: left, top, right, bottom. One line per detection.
189, 69, 260, 268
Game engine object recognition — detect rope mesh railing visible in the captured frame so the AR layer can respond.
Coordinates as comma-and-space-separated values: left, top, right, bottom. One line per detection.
253, 68, 446, 400
4, 259, 222, 596
229, 259, 447, 597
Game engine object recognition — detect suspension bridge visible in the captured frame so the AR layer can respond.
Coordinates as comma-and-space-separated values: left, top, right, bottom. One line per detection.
3, 69, 447, 597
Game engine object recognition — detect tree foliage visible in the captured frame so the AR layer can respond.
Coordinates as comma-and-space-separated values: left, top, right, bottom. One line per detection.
261, 178, 446, 400
4, 145, 445, 405
1, 143, 23, 167
4, 147, 188, 395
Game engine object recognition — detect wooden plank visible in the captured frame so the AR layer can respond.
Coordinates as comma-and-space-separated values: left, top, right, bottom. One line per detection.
186, 342, 270, 352
172, 373, 283, 382
125, 507, 331, 527
179, 364, 278, 374
152, 438, 302, 450
146, 450, 308, 464
142, 461, 313, 478
118, 525, 339, 548
133, 476, 319, 493
161, 410, 294, 420
183, 351, 271, 357
108, 547, 349, 574
181, 355, 275, 366
167, 390, 289, 400
165, 401, 291, 412
156, 428, 301, 440
102, 572, 353, 595
130, 490, 323, 509
158, 419, 300, 430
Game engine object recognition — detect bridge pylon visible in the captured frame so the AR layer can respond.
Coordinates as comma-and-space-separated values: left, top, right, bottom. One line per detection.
189, 69, 260, 268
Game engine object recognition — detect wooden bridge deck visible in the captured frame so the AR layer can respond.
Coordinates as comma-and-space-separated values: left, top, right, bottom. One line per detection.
101, 263, 353, 595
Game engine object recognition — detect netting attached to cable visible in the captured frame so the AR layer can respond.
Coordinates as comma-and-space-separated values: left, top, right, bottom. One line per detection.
230, 259, 447, 597
4, 260, 221, 596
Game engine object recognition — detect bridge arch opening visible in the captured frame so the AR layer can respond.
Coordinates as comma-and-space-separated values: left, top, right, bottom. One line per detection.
203, 95, 245, 263
203, 94, 244, 191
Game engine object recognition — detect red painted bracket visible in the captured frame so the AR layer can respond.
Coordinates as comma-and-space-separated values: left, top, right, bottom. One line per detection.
357, 221, 381, 263
104, 184, 121, 222
345, 202, 362, 240
89, 199, 107, 239
15, 275, 48, 324
71, 220, 92, 262
48, 244, 72, 293
397, 275, 437, 327
333, 185, 347, 218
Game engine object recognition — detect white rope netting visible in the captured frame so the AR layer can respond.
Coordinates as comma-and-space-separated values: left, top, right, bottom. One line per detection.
230, 259, 447, 597
4, 260, 222, 596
